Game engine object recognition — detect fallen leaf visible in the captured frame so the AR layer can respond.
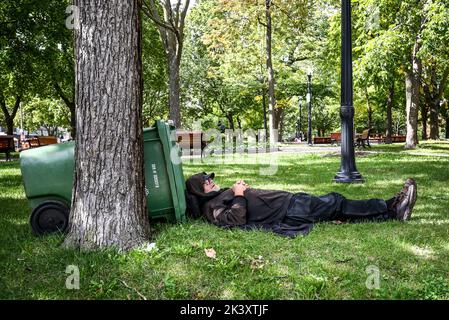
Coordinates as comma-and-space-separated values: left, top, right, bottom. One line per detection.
250, 256, 265, 270
204, 248, 216, 259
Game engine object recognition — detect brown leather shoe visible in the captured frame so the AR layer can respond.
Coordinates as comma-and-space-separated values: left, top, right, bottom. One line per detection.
391, 178, 417, 221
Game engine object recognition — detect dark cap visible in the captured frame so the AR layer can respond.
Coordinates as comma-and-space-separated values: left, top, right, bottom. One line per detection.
185, 172, 216, 199
204, 172, 215, 181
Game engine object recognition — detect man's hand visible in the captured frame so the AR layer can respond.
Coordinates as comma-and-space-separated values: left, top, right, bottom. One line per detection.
232, 180, 249, 196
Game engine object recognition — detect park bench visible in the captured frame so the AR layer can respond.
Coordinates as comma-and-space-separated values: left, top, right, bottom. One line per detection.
355, 128, 371, 148
391, 135, 406, 143
21, 136, 58, 150
0, 135, 15, 161
176, 130, 209, 156
330, 132, 341, 145
369, 134, 385, 144
313, 136, 332, 144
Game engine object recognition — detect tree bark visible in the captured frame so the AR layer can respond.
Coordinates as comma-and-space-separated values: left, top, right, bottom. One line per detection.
262, 87, 268, 137
273, 107, 284, 141
446, 115, 449, 139
265, 0, 276, 144
65, 0, 150, 251
166, 38, 181, 128
427, 67, 448, 140
385, 82, 394, 144
0, 95, 21, 135
443, 99, 449, 139
237, 117, 242, 130
364, 88, 372, 129
226, 112, 235, 130
405, 69, 419, 149
405, 36, 421, 149
429, 101, 439, 139
421, 103, 428, 140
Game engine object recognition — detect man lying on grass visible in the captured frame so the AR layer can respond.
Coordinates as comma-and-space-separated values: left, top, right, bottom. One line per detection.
185, 172, 417, 237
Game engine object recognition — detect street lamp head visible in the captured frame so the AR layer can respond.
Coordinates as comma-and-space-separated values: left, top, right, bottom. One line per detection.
307, 68, 313, 77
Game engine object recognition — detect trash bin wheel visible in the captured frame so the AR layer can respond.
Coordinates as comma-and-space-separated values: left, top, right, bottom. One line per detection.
30, 201, 69, 235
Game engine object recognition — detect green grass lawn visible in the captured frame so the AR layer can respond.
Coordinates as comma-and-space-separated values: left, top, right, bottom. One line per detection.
1, 150, 449, 299
371, 140, 449, 155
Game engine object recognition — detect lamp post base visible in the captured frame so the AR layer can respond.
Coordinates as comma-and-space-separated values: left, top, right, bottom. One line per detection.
333, 171, 364, 183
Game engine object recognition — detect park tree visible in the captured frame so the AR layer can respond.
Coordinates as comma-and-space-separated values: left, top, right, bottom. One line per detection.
142, 18, 169, 126
192, 0, 310, 141
0, 0, 76, 137
0, 1, 43, 134
64, 0, 150, 250
264, 0, 276, 143
142, 0, 191, 128
418, 1, 449, 140
326, 0, 449, 148
22, 98, 70, 136
37, 0, 76, 138
182, 0, 265, 132
350, 0, 404, 142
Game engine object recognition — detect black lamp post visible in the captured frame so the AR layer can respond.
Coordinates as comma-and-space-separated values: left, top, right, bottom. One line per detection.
334, 0, 363, 183
297, 96, 303, 140
307, 70, 313, 146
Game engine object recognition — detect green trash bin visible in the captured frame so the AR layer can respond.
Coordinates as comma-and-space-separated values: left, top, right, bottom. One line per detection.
20, 120, 186, 235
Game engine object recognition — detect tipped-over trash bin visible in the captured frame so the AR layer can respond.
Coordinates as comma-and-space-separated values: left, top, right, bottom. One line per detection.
20, 120, 186, 235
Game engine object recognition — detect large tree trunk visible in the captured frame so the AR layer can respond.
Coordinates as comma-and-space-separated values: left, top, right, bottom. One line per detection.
69, 102, 76, 139
423, 66, 438, 140
385, 82, 394, 144
226, 112, 235, 130
427, 67, 448, 140
65, 0, 150, 251
443, 99, 449, 139
262, 87, 268, 137
275, 108, 284, 142
0, 95, 21, 135
423, 65, 442, 140
405, 37, 421, 149
405, 69, 419, 149
265, 0, 276, 144
167, 46, 181, 128
428, 101, 439, 139
446, 115, 449, 139
421, 103, 428, 140
5, 118, 14, 135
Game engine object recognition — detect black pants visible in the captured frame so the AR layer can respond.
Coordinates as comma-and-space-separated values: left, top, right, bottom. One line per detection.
283, 192, 393, 226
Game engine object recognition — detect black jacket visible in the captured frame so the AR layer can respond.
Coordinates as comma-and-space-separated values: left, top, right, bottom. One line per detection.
202, 188, 293, 228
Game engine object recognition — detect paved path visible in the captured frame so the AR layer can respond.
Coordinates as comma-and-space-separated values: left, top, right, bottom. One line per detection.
277, 147, 449, 158
278, 146, 340, 154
